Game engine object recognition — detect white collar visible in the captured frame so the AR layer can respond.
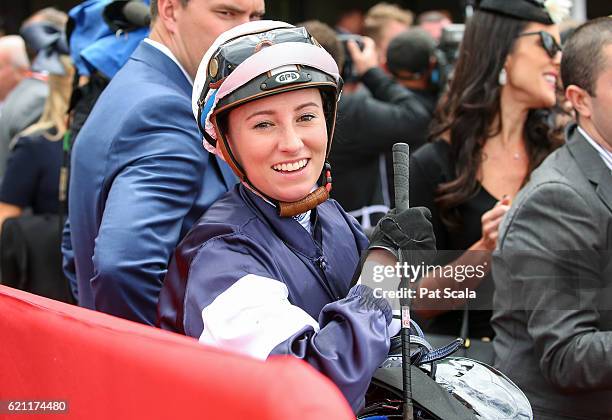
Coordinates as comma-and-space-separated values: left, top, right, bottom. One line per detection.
578, 126, 612, 173
293, 210, 312, 234
144, 38, 193, 86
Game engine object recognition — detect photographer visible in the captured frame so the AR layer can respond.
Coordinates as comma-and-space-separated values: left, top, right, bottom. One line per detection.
386, 28, 439, 106
383, 28, 440, 204
302, 21, 431, 229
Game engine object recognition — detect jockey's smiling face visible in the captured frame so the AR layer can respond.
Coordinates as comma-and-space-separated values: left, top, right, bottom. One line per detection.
226, 88, 328, 203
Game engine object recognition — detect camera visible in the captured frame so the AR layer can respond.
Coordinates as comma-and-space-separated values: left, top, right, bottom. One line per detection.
432, 24, 465, 91
337, 33, 365, 83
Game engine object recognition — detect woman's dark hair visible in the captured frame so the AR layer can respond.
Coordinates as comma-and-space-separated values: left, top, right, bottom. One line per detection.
430, 10, 564, 230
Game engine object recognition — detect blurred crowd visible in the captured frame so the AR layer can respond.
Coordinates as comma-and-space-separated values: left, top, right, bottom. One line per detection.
0, 1, 611, 418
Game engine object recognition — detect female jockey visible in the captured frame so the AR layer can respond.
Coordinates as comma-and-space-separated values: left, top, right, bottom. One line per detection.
158, 20, 434, 412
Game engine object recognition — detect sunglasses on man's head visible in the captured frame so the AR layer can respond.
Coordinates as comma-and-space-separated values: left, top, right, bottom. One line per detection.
517, 31, 562, 58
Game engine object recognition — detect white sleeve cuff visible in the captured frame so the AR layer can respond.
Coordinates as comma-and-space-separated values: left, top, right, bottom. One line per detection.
199, 274, 320, 360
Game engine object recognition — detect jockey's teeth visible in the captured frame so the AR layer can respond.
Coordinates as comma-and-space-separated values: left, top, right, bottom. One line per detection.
273, 159, 308, 172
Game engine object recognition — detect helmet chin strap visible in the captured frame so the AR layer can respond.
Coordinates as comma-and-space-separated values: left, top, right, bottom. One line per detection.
277, 161, 332, 217
239, 158, 333, 218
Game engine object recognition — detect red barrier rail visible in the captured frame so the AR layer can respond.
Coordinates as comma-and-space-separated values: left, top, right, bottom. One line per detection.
0, 285, 353, 419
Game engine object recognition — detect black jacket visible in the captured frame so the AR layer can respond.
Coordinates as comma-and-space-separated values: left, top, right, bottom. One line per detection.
329, 67, 435, 226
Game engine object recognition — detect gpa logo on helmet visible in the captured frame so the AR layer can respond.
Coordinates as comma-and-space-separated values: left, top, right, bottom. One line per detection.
275, 71, 300, 84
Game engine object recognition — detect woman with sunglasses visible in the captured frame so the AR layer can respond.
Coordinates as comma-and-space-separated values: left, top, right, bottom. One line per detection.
158, 20, 435, 413
407, 0, 570, 354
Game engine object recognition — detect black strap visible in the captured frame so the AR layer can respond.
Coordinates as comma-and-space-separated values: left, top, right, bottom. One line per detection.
373, 365, 478, 420
458, 304, 470, 357
349, 251, 369, 288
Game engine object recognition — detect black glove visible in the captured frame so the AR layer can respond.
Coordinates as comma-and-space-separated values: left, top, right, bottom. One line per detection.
368, 207, 436, 264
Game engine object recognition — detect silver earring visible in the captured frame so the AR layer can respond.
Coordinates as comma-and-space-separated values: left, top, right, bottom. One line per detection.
498, 68, 507, 86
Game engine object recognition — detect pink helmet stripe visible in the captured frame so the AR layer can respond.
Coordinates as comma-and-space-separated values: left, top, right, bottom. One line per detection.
217, 42, 340, 100
202, 42, 340, 147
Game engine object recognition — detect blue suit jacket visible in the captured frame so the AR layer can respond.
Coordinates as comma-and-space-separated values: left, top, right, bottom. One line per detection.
62, 41, 236, 325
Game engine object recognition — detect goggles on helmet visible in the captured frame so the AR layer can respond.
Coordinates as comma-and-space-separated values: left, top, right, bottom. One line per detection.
207, 26, 315, 85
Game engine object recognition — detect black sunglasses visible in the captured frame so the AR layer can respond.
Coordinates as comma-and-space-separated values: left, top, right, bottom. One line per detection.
517, 31, 562, 58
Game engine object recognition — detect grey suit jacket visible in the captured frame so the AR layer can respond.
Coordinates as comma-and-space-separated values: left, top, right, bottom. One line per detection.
491, 125, 612, 420
0, 77, 48, 176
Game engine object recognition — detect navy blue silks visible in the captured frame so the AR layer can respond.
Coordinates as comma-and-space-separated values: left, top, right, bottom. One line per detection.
159, 185, 392, 412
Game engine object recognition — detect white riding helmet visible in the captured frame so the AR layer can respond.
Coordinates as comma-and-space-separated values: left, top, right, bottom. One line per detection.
192, 21, 343, 216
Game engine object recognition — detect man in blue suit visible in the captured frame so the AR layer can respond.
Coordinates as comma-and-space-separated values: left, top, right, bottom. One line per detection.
62, 0, 265, 325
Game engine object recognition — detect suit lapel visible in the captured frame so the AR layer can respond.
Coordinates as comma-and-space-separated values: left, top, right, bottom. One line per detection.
130, 41, 192, 98
567, 125, 612, 214
597, 178, 612, 215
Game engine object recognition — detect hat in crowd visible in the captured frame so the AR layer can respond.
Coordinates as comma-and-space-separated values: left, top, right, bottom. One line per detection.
20, 21, 69, 75
478, 0, 572, 24
386, 28, 436, 77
